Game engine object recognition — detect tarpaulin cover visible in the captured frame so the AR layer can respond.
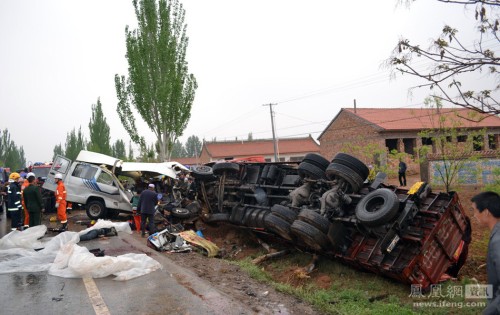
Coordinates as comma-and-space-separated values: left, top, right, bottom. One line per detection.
0, 220, 161, 281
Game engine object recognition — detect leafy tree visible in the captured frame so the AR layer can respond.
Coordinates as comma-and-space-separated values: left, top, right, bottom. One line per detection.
115, 0, 197, 161
417, 97, 485, 192
65, 127, 86, 161
170, 140, 186, 158
139, 143, 157, 162
52, 143, 64, 162
248, 132, 253, 141
387, 1, 500, 115
112, 139, 127, 160
0, 129, 25, 170
88, 98, 112, 155
185, 135, 201, 157
128, 140, 134, 161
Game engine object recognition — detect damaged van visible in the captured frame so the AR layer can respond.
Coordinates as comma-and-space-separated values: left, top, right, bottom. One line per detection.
43, 150, 188, 220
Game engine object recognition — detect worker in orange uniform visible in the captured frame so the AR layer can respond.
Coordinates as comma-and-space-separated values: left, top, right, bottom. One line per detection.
54, 173, 68, 231
21, 172, 35, 229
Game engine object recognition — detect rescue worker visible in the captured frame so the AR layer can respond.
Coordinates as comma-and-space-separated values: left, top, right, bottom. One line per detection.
23, 173, 44, 227
7, 172, 23, 230
54, 173, 68, 231
20, 172, 34, 228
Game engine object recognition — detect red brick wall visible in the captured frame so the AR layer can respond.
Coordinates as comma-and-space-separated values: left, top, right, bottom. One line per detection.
319, 110, 384, 163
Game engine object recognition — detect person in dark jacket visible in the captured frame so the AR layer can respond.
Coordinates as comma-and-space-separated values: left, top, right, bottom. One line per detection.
23, 174, 44, 227
7, 172, 23, 231
398, 159, 407, 187
471, 191, 500, 315
137, 183, 158, 237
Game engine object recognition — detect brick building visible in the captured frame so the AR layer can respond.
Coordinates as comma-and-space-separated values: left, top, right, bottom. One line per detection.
198, 136, 320, 163
318, 108, 500, 163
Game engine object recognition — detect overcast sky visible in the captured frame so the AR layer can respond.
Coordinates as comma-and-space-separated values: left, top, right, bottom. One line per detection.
0, 0, 492, 162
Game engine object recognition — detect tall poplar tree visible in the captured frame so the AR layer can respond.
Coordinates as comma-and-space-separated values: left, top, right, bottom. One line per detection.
52, 143, 64, 162
88, 98, 112, 155
115, 0, 197, 161
185, 135, 201, 157
65, 127, 86, 161
112, 139, 127, 160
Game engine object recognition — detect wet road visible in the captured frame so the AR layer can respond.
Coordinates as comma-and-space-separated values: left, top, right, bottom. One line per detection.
0, 207, 252, 315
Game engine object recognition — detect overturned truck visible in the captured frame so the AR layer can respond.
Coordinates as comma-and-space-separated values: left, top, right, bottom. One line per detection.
192, 153, 471, 289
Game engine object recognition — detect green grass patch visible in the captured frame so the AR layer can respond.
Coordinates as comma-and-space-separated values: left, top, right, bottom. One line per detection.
228, 254, 486, 315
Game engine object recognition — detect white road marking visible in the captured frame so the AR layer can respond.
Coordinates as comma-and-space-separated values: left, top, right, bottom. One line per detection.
83, 276, 111, 315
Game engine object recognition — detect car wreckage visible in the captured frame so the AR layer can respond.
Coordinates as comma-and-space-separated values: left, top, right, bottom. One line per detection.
190, 153, 471, 289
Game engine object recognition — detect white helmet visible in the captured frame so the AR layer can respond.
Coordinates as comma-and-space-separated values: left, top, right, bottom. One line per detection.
26, 172, 36, 179
55, 173, 63, 180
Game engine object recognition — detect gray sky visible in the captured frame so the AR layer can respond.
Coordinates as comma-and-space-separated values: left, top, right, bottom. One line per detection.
0, 0, 492, 162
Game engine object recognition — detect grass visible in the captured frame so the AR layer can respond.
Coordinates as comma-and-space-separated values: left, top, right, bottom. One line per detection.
228, 253, 486, 315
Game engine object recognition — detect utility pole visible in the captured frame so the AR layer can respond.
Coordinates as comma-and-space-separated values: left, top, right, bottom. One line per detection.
263, 103, 279, 162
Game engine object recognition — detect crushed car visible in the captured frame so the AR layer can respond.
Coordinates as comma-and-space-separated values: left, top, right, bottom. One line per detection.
191, 153, 471, 289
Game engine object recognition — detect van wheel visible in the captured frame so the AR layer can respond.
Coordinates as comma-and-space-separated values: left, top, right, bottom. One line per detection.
86, 200, 107, 220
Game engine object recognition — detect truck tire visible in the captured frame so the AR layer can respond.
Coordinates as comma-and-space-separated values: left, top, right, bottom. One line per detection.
355, 188, 400, 227
86, 200, 107, 220
171, 208, 192, 219
205, 213, 230, 223
271, 204, 298, 224
290, 220, 329, 252
331, 153, 369, 180
297, 209, 331, 234
298, 162, 326, 180
302, 153, 330, 171
327, 221, 347, 249
212, 162, 240, 176
264, 214, 293, 241
191, 165, 216, 181
325, 162, 364, 193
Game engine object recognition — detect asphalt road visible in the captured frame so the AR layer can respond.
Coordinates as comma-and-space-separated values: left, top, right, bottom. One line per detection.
0, 208, 254, 315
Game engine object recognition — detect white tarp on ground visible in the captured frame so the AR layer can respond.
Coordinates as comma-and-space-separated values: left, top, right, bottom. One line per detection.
0, 220, 161, 281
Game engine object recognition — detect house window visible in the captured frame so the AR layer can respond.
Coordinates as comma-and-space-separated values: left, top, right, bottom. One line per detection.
265, 158, 272, 162
289, 156, 304, 162
403, 138, 416, 155
279, 157, 286, 162
457, 135, 467, 142
489, 134, 498, 150
422, 137, 433, 146
446, 136, 452, 143
385, 139, 398, 152
473, 135, 484, 151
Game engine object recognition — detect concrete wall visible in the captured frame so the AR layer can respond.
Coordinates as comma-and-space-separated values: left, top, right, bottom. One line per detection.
428, 158, 500, 186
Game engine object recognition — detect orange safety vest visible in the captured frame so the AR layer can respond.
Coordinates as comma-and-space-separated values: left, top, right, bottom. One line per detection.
21, 181, 30, 226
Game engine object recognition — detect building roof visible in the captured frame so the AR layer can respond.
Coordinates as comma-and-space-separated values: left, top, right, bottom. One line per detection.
203, 136, 320, 158
169, 157, 201, 166
319, 107, 500, 139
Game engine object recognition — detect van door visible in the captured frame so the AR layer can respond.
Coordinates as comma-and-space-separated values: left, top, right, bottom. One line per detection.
44, 155, 72, 191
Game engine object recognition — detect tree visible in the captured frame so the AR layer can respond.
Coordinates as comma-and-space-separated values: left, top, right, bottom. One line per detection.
185, 135, 201, 157
65, 127, 86, 161
115, 0, 197, 161
387, 1, 500, 115
0, 129, 25, 170
52, 143, 64, 162
248, 132, 253, 141
170, 140, 186, 158
128, 140, 135, 161
88, 98, 112, 155
112, 139, 127, 160
417, 97, 485, 192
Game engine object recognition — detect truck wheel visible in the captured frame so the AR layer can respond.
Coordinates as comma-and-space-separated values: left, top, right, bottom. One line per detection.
86, 200, 107, 220
264, 214, 293, 241
205, 213, 230, 223
212, 162, 240, 176
290, 220, 329, 252
171, 208, 192, 219
325, 162, 364, 193
297, 209, 331, 234
191, 165, 216, 181
271, 204, 297, 224
302, 153, 330, 171
331, 153, 369, 180
298, 162, 326, 180
355, 188, 400, 227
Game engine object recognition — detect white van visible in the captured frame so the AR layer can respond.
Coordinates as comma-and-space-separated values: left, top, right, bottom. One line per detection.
43, 150, 187, 220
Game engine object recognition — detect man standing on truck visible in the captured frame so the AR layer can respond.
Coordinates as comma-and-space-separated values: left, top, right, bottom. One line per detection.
471, 191, 500, 315
137, 183, 157, 237
54, 173, 68, 231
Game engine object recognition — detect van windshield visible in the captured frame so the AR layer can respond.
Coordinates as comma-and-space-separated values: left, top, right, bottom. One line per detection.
33, 167, 50, 178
